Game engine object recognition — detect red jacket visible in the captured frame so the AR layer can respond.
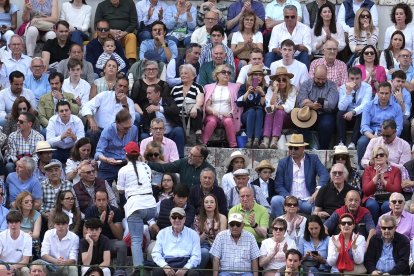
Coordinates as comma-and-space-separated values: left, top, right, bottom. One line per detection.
362, 164, 401, 203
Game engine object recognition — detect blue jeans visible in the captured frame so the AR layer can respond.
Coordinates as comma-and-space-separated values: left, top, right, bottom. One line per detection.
138, 30, 152, 43
165, 126, 185, 158
357, 135, 370, 169
70, 30, 89, 45
270, 195, 314, 217
168, 35, 192, 47
365, 198, 390, 224
199, 241, 211, 269
97, 162, 123, 185
127, 207, 157, 266
241, 108, 264, 139
300, 113, 336, 150
52, 147, 71, 164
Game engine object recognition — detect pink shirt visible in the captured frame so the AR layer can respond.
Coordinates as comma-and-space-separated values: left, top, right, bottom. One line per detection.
139, 136, 179, 162
309, 58, 348, 88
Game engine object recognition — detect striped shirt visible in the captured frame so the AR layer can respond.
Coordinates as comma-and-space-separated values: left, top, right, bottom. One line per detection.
170, 82, 204, 115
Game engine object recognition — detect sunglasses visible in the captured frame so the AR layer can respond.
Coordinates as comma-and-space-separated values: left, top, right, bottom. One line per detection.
332, 171, 344, 176
276, 78, 287, 83
360, 14, 371, 19
17, 120, 26, 124
284, 15, 296, 19
288, 146, 299, 151
97, 27, 110, 32
285, 203, 298, 207
381, 226, 394, 231
273, 227, 285, 232
363, 51, 375, 56
229, 221, 242, 227
220, 70, 232, 75
336, 155, 348, 161
375, 153, 386, 158
171, 215, 185, 220
391, 200, 404, 204
147, 152, 160, 158
340, 221, 354, 226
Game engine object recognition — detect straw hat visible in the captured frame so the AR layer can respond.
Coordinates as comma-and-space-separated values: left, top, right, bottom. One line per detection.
285, 134, 309, 147
269, 67, 294, 81
225, 150, 250, 168
248, 65, 267, 76
35, 141, 56, 153
291, 106, 318, 128
255, 160, 275, 173
331, 143, 352, 158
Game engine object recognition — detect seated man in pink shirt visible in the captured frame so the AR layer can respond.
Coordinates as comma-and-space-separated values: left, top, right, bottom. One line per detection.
140, 118, 179, 162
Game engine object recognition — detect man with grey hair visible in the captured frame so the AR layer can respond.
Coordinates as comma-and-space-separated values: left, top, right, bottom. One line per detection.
188, 167, 226, 215
24, 57, 51, 106
1, 35, 32, 84
140, 118, 179, 162
198, 43, 234, 86
314, 163, 356, 219
376, 192, 414, 240
365, 214, 410, 275
4, 157, 41, 209
29, 260, 47, 276
166, 43, 201, 87
265, 5, 311, 68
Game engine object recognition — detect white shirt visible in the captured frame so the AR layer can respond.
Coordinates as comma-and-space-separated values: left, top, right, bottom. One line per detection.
269, 22, 312, 55
236, 64, 271, 86
136, 0, 168, 27
265, 0, 303, 21
81, 90, 135, 129
190, 26, 228, 47
383, 24, 414, 54
260, 237, 297, 270
231, 31, 263, 45
270, 60, 309, 88
265, 85, 297, 114
327, 233, 366, 272
337, 1, 378, 33
62, 77, 91, 107
46, 114, 85, 149
60, 2, 92, 32
0, 87, 36, 120
41, 228, 79, 261
0, 230, 32, 263
311, 24, 346, 53
117, 161, 157, 218
1, 54, 32, 85
290, 157, 309, 199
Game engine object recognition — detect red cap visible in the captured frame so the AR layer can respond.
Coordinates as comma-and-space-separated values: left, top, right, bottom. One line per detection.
124, 141, 140, 155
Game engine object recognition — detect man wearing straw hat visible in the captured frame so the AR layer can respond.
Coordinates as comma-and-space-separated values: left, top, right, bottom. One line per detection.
296, 64, 338, 150
272, 134, 329, 217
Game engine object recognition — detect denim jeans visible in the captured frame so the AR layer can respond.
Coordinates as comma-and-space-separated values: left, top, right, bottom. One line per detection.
241, 108, 264, 139
127, 207, 157, 266
365, 198, 390, 224
357, 135, 370, 169
270, 195, 314, 217
70, 30, 89, 45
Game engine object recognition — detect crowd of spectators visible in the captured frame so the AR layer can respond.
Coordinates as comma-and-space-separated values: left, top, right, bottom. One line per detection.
0, 0, 414, 275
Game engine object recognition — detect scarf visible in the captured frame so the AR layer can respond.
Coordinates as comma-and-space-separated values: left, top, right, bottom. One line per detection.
336, 205, 370, 225
337, 233, 354, 272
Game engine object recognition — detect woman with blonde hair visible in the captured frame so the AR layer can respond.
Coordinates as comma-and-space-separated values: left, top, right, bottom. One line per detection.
202, 64, 242, 147
261, 67, 297, 149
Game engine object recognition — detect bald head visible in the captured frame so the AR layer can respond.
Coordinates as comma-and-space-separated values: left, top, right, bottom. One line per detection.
314, 65, 328, 87
345, 190, 361, 213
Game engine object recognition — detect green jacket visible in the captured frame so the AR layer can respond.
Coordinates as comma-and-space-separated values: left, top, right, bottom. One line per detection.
38, 92, 80, 127
148, 158, 215, 187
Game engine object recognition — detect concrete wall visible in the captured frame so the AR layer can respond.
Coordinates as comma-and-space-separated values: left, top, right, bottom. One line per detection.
14, 0, 393, 50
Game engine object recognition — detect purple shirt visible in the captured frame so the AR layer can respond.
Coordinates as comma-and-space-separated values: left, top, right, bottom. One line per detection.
377, 210, 414, 239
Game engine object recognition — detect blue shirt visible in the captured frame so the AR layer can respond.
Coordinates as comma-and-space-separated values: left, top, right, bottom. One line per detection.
376, 242, 395, 273
338, 82, 372, 114
0, 206, 9, 232
5, 173, 42, 203
387, 65, 414, 81
139, 39, 178, 64
298, 237, 329, 271
360, 98, 403, 136
24, 73, 51, 107
227, 0, 265, 33
152, 226, 201, 269
95, 122, 138, 160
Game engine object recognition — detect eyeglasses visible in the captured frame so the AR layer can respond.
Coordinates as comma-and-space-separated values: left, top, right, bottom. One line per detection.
391, 200, 404, 204
273, 227, 285, 232
64, 197, 75, 201
332, 171, 344, 177
284, 15, 296, 19
400, 54, 411, 59
360, 14, 371, 19
81, 170, 95, 175
17, 120, 26, 124
147, 152, 160, 158
288, 146, 299, 151
97, 27, 110, 32
276, 78, 287, 83
285, 203, 298, 207
171, 215, 185, 220
23, 200, 33, 204
381, 226, 394, 231
229, 221, 242, 228
336, 155, 348, 161
375, 153, 386, 158
220, 70, 232, 75
151, 127, 164, 132
363, 51, 375, 56
340, 221, 354, 226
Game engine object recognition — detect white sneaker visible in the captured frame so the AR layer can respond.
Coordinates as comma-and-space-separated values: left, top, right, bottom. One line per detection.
347, 142, 356, 150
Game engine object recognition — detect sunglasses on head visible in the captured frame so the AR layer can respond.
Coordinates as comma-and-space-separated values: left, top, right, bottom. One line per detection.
273, 226, 285, 232
97, 27, 110, 32
375, 153, 386, 158
332, 171, 344, 177
171, 215, 184, 220
381, 226, 394, 231
340, 220, 354, 226
288, 146, 299, 151
364, 51, 375, 56
229, 221, 242, 227
147, 152, 160, 158
391, 200, 404, 205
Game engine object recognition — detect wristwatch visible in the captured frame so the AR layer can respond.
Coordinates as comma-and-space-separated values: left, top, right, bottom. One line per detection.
252, 223, 258, 228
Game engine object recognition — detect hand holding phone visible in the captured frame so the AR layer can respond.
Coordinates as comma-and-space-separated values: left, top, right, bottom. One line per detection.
252, 76, 259, 89
317, 97, 324, 106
